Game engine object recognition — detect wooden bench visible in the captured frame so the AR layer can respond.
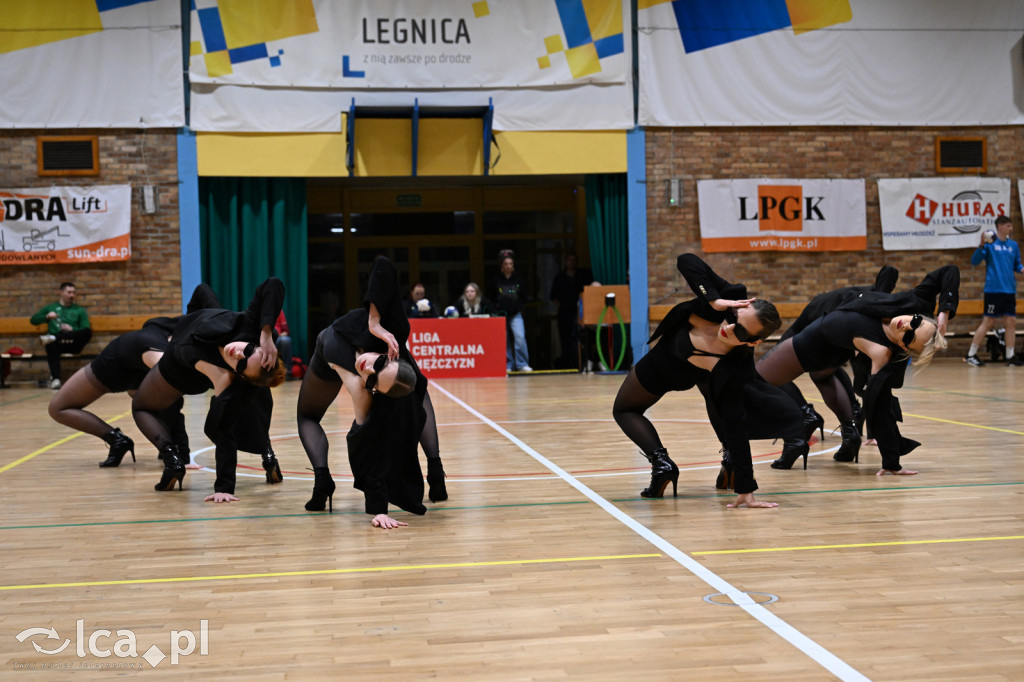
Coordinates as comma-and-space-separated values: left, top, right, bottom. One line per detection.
0, 314, 173, 388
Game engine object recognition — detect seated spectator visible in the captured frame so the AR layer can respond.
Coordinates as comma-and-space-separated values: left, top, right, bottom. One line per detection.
275, 311, 294, 379
451, 282, 494, 317
30, 281, 92, 389
406, 283, 439, 318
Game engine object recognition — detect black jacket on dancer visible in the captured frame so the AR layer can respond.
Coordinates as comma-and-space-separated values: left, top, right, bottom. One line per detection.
617, 254, 803, 500
654, 255, 805, 492
299, 256, 435, 517
133, 277, 285, 493
835, 265, 959, 470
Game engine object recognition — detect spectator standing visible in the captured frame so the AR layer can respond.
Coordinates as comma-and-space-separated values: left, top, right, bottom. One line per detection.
493, 251, 532, 372
965, 215, 1024, 366
549, 253, 594, 369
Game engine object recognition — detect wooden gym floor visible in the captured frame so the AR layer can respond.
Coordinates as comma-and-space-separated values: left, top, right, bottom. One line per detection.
0, 357, 1021, 679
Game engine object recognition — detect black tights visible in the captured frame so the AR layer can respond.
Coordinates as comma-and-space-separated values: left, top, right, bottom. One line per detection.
612, 369, 665, 456
756, 338, 854, 423
52, 365, 187, 449
295, 371, 341, 469
296, 371, 442, 469
131, 366, 187, 452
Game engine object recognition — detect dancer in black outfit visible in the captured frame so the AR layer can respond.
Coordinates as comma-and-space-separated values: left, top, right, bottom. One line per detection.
612, 254, 805, 509
773, 265, 900, 455
763, 264, 958, 469
131, 278, 286, 497
46, 284, 227, 468
756, 297, 947, 475
296, 256, 446, 529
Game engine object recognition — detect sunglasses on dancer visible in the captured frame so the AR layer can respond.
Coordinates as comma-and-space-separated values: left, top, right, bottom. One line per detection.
723, 308, 764, 343
364, 354, 390, 394
233, 342, 257, 376
901, 314, 924, 348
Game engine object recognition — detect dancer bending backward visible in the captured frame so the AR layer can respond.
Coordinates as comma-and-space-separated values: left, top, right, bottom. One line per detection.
46, 285, 225, 468
296, 255, 447, 529
775, 266, 957, 457
612, 254, 805, 509
132, 278, 286, 496
765, 264, 958, 469
772, 265, 900, 456
756, 289, 949, 475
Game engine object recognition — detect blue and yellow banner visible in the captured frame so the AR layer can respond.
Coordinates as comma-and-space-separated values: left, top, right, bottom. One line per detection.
188, 0, 627, 88
0, 0, 183, 128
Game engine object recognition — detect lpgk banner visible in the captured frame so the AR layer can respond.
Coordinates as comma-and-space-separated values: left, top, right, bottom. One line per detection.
697, 179, 866, 253
0, 185, 132, 265
878, 177, 1010, 250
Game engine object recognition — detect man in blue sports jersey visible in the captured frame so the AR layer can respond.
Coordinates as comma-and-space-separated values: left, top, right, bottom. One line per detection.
965, 215, 1024, 366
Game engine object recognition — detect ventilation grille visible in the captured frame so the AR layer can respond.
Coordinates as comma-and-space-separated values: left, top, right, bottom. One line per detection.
37, 136, 99, 176
935, 137, 986, 174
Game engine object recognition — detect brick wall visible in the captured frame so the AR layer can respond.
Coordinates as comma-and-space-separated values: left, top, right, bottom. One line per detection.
646, 125, 1024, 353
0, 129, 182, 379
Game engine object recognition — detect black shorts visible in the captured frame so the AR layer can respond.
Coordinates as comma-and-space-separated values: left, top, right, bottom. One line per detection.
156, 353, 213, 395
983, 293, 1016, 317
308, 328, 344, 383
89, 326, 170, 392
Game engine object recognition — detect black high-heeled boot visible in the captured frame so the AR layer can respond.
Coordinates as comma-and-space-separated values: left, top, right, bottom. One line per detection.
640, 448, 679, 498
852, 400, 865, 437
262, 447, 283, 484
305, 467, 336, 512
801, 404, 825, 442
771, 439, 810, 470
98, 428, 135, 468
833, 420, 861, 462
715, 447, 734, 490
154, 443, 186, 491
426, 459, 448, 503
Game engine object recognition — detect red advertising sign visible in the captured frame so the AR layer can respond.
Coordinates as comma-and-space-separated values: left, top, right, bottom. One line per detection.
408, 317, 506, 379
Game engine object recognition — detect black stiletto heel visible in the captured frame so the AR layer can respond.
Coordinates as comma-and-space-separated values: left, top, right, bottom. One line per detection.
771, 439, 810, 470
426, 459, 448, 502
852, 401, 865, 437
801, 404, 825, 442
640, 448, 679, 498
715, 447, 734, 490
833, 420, 861, 463
98, 428, 135, 468
262, 447, 283, 484
154, 443, 186, 491
305, 467, 336, 512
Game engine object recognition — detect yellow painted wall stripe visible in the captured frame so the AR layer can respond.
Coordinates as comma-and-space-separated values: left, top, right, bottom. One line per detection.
693, 535, 1024, 555
0, 554, 661, 591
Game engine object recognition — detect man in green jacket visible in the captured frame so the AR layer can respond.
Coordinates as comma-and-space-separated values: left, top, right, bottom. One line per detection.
30, 282, 92, 388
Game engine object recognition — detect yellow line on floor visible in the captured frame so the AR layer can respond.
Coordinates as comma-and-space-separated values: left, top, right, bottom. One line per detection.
0, 554, 661, 591
904, 412, 1024, 436
692, 535, 1024, 555
0, 411, 130, 475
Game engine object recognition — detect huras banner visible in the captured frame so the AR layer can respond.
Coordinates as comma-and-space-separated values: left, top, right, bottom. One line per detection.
877, 177, 1010, 251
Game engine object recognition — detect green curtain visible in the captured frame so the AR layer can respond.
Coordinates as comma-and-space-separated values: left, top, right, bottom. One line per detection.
585, 174, 628, 285
198, 177, 309, 361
